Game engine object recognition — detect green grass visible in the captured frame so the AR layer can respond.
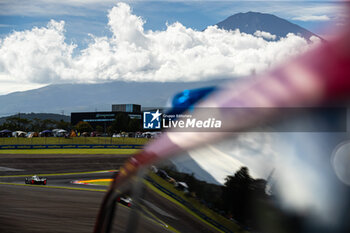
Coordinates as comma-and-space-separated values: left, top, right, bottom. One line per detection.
0, 137, 149, 145
147, 173, 246, 233
138, 204, 181, 233
0, 149, 140, 154
80, 173, 245, 233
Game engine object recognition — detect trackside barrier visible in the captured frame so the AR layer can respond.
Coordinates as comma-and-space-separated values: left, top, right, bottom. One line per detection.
145, 175, 235, 233
0, 144, 144, 150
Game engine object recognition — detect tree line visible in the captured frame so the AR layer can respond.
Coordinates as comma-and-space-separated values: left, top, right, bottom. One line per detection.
0, 113, 142, 134
0, 116, 70, 132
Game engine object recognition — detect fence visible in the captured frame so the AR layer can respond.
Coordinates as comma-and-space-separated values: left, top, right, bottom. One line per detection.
0, 137, 148, 146
0, 144, 144, 150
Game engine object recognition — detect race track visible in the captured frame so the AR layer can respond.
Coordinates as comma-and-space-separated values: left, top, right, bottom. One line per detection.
0, 153, 219, 233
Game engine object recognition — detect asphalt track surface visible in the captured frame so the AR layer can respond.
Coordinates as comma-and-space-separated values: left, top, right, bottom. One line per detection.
0, 154, 219, 233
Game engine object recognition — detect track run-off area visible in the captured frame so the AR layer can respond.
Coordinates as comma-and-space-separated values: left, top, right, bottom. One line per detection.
0, 153, 222, 233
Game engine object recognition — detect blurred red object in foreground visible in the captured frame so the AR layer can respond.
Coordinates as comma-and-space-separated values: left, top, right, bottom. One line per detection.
94, 3, 350, 233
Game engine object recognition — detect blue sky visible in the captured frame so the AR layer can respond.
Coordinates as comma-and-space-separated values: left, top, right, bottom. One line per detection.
0, 1, 343, 50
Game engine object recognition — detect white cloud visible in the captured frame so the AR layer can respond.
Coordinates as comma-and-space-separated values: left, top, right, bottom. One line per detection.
0, 80, 46, 95
0, 2, 320, 94
0, 0, 116, 16
292, 15, 330, 21
254, 30, 276, 40
0, 20, 76, 84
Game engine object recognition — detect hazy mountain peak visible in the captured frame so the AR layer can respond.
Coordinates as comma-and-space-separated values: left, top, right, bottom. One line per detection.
216, 11, 320, 40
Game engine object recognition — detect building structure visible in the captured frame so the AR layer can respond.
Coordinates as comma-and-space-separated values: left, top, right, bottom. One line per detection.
71, 104, 142, 132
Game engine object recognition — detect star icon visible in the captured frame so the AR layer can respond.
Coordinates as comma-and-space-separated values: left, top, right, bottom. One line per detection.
151, 110, 162, 122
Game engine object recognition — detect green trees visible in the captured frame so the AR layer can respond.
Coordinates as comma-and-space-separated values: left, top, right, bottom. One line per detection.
56, 120, 71, 130
222, 167, 253, 224
222, 167, 267, 226
128, 118, 141, 132
108, 113, 141, 134
95, 125, 104, 133
0, 116, 71, 132
111, 113, 130, 132
1, 116, 32, 131
162, 165, 268, 227
74, 121, 93, 133
0, 113, 141, 135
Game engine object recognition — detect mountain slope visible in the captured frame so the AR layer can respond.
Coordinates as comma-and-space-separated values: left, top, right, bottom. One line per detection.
216, 11, 319, 39
0, 80, 226, 116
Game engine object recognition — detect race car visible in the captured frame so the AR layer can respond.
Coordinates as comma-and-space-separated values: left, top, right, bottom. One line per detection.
25, 175, 47, 185
117, 196, 132, 207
